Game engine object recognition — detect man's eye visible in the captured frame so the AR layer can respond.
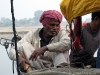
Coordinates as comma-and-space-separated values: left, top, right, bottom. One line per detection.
56, 24, 59, 26
50, 24, 55, 26
49, 24, 59, 26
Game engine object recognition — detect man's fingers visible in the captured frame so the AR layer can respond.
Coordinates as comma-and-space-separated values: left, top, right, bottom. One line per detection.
29, 53, 34, 60
21, 62, 26, 70
29, 55, 34, 61
19, 61, 25, 70
29, 51, 40, 61
29, 56, 31, 60
29, 52, 36, 61
35, 53, 39, 60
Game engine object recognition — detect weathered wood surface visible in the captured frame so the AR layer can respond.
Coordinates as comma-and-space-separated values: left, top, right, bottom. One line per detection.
21, 67, 100, 75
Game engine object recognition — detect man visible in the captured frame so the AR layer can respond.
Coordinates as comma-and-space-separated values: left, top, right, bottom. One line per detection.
9, 10, 70, 73
70, 11, 100, 68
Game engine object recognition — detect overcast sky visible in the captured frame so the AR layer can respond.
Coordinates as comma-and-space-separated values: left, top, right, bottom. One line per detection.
0, 0, 91, 21
0, 0, 62, 20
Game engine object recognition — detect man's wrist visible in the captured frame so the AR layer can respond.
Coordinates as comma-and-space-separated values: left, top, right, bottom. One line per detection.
43, 46, 48, 51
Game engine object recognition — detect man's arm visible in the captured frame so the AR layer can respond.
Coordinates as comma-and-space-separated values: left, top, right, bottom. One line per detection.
29, 30, 70, 61
9, 30, 34, 60
29, 46, 47, 60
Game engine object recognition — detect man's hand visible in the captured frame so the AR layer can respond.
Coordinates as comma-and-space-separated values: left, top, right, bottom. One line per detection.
29, 46, 47, 61
18, 55, 30, 71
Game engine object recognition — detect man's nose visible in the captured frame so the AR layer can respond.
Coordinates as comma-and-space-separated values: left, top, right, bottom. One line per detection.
53, 25, 58, 30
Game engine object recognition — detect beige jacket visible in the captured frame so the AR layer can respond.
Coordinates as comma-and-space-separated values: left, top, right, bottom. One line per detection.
9, 28, 70, 61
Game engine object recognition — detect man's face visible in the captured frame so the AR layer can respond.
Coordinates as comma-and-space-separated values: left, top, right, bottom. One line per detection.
43, 19, 60, 36
95, 17, 100, 29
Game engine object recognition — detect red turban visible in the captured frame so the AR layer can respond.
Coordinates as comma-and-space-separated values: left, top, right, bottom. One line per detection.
40, 10, 62, 26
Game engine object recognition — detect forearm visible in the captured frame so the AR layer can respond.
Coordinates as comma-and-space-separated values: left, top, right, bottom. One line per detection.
47, 39, 70, 52
42, 46, 48, 51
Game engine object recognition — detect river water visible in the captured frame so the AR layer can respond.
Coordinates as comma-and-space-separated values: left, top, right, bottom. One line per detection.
0, 34, 97, 75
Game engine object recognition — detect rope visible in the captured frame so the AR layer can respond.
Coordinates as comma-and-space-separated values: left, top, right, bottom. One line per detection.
10, 0, 20, 75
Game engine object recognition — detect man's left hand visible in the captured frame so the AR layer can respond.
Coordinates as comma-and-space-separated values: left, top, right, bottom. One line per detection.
29, 46, 47, 61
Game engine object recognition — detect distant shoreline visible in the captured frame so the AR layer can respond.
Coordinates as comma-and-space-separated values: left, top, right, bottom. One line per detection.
0, 26, 67, 34
0, 26, 42, 34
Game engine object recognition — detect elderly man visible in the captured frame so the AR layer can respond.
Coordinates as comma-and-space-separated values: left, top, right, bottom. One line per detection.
9, 10, 70, 73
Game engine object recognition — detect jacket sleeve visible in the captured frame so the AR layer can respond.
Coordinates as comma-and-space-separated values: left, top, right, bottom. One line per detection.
47, 30, 71, 52
9, 46, 16, 60
18, 30, 34, 43
9, 45, 22, 61
8, 31, 34, 60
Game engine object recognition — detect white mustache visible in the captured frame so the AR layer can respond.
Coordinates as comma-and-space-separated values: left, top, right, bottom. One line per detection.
50, 29, 57, 32
49, 29, 57, 35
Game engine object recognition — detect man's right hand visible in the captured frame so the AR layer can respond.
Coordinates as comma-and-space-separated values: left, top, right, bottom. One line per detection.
18, 55, 30, 72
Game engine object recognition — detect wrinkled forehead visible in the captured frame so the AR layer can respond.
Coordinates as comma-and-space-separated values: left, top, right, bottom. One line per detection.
50, 18, 60, 23
47, 19, 60, 25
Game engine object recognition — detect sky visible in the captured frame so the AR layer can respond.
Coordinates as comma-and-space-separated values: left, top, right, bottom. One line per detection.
0, 0, 91, 21
0, 0, 62, 20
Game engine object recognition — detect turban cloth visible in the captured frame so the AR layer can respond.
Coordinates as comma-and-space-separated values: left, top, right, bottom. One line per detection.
40, 10, 62, 26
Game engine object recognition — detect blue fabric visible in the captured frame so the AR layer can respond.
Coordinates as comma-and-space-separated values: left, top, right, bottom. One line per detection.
39, 28, 52, 47
96, 47, 100, 68
39, 28, 52, 56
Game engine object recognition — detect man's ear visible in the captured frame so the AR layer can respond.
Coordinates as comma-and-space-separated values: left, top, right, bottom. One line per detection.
94, 16, 99, 20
